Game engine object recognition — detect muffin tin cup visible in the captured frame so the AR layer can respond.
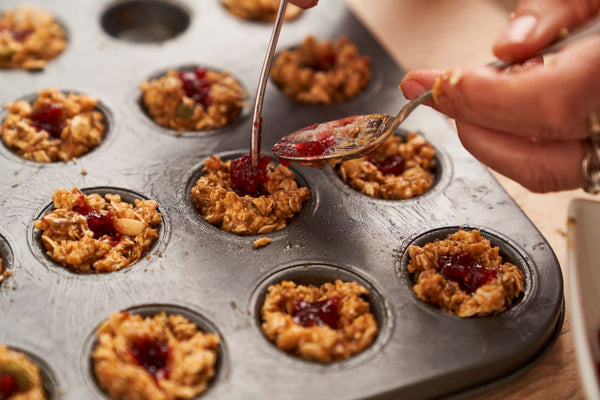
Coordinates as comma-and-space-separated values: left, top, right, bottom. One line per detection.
80, 303, 227, 399
0, 1, 564, 399
3, 345, 60, 400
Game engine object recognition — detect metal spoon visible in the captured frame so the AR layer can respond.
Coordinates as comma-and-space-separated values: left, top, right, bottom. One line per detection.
273, 13, 600, 167
250, 0, 288, 168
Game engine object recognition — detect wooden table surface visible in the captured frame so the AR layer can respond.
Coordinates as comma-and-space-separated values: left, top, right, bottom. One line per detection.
344, 0, 599, 398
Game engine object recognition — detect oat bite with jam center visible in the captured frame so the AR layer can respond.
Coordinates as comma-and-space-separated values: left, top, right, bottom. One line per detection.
0, 344, 46, 400
33, 187, 162, 273
1, 88, 105, 163
92, 312, 220, 400
0, 6, 67, 70
190, 155, 310, 235
140, 67, 246, 133
261, 280, 378, 362
221, 0, 303, 21
407, 229, 525, 317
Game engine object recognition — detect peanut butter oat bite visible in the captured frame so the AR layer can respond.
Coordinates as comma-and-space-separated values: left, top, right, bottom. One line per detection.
33, 187, 161, 273
271, 36, 371, 104
261, 280, 378, 362
93, 312, 220, 400
407, 230, 525, 317
140, 67, 246, 133
338, 132, 436, 199
1, 88, 105, 162
0, 344, 46, 400
190, 155, 310, 235
0, 6, 66, 70
222, 0, 302, 21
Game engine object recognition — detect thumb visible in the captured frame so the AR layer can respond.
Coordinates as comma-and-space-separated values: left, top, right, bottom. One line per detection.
493, 0, 599, 62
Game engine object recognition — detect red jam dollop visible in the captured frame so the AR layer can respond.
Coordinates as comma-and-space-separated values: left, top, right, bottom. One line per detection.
367, 155, 405, 175
0, 373, 17, 400
291, 296, 340, 329
73, 195, 121, 245
229, 154, 271, 196
129, 336, 171, 381
179, 67, 212, 108
0, 26, 33, 42
307, 50, 336, 71
437, 253, 497, 294
29, 103, 65, 139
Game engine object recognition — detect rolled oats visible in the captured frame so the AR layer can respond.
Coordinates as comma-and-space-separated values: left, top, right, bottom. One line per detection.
407, 230, 525, 317
93, 312, 219, 400
271, 36, 371, 104
33, 187, 162, 273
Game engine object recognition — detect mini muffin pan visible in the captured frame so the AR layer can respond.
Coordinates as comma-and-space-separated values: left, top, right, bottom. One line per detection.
0, 0, 564, 399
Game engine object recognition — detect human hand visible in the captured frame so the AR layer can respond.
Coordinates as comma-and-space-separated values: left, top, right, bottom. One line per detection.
288, 0, 318, 9
400, 0, 600, 193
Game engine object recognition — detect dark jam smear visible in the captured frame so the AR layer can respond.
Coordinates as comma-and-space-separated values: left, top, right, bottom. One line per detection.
229, 154, 271, 197
73, 194, 121, 245
291, 296, 340, 329
0, 373, 17, 400
179, 67, 212, 108
367, 155, 405, 175
437, 253, 497, 294
129, 336, 171, 381
0, 26, 33, 42
29, 103, 65, 139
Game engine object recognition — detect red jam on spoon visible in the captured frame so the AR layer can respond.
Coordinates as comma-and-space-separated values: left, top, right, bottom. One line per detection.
437, 253, 497, 294
291, 296, 340, 329
129, 336, 171, 381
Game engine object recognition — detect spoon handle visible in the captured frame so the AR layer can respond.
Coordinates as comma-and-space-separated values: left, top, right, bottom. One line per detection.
250, 0, 289, 167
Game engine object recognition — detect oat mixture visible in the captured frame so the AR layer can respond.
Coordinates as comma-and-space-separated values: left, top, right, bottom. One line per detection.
338, 133, 436, 199
0, 6, 66, 70
407, 230, 525, 317
140, 67, 246, 132
0, 259, 13, 284
190, 155, 310, 235
0, 344, 46, 400
33, 187, 161, 273
261, 280, 378, 362
1, 88, 105, 162
93, 312, 220, 400
221, 0, 302, 21
271, 36, 371, 104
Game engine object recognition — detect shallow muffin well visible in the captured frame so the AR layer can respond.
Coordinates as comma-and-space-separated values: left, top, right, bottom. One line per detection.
0, 233, 14, 284
29, 186, 166, 275
250, 263, 392, 366
138, 65, 249, 136
100, 0, 190, 43
398, 226, 532, 318
185, 151, 313, 238
82, 304, 225, 400
0, 345, 60, 400
0, 89, 112, 163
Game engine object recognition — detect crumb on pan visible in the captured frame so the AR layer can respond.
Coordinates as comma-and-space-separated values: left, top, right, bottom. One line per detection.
33, 187, 162, 273
271, 35, 371, 104
261, 280, 378, 362
337, 132, 436, 199
140, 67, 246, 132
253, 237, 271, 248
221, 0, 302, 21
190, 155, 310, 235
1, 88, 105, 163
92, 311, 220, 400
407, 229, 525, 317
0, 6, 67, 70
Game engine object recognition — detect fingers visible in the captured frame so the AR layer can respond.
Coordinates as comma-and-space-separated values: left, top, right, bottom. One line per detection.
400, 36, 600, 142
455, 121, 586, 192
288, 0, 319, 9
493, 0, 600, 61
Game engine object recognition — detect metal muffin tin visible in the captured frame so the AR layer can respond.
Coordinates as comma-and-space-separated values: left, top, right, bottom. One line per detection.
0, 0, 564, 399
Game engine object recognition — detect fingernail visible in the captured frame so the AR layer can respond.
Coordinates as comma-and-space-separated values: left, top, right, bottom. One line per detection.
399, 79, 425, 100
499, 14, 537, 44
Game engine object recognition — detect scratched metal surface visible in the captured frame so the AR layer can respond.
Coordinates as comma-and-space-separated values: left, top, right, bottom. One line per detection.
0, 0, 563, 399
